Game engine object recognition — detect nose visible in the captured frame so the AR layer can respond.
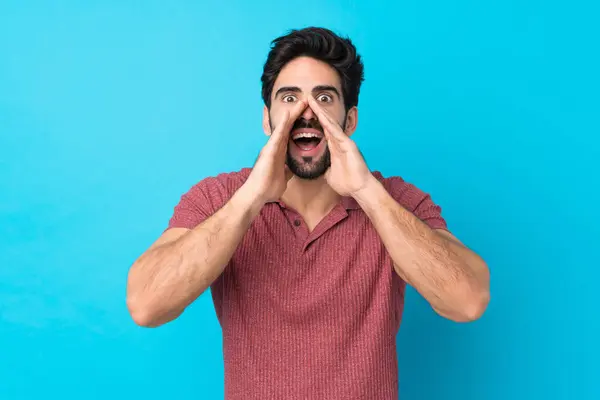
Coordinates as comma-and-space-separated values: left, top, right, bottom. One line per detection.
300, 103, 316, 120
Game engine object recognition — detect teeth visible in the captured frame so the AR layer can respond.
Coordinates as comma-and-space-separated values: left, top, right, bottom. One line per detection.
292, 132, 321, 140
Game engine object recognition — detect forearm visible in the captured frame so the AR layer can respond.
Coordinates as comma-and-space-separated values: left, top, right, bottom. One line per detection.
354, 178, 490, 322
127, 183, 263, 327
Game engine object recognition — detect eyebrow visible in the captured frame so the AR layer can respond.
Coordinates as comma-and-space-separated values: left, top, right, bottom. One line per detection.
274, 85, 341, 99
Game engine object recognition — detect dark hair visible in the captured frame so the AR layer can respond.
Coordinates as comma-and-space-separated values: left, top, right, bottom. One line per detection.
261, 27, 364, 111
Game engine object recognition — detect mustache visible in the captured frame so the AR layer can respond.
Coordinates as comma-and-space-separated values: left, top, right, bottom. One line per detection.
291, 118, 323, 132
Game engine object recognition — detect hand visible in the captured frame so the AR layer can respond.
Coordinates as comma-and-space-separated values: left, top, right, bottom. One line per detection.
244, 100, 308, 204
307, 96, 373, 197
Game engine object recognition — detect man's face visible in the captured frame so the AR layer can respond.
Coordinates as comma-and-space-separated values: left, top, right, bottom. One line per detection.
265, 56, 353, 180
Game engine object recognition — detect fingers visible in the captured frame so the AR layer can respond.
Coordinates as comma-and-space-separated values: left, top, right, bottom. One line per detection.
271, 100, 307, 144
306, 97, 345, 154
269, 110, 290, 146
264, 100, 308, 162
307, 96, 348, 142
288, 99, 309, 129
261, 110, 290, 159
321, 124, 343, 154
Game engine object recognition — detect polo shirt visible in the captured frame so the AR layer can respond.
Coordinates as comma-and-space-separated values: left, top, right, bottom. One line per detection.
166, 167, 447, 400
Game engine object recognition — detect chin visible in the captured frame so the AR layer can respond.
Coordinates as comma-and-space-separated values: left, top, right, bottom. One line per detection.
286, 151, 331, 180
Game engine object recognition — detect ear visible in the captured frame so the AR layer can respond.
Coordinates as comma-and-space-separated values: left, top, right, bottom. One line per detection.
262, 106, 272, 136
344, 106, 358, 137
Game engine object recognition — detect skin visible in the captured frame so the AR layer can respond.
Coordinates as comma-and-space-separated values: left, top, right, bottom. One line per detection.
126, 56, 490, 327
262, 57, 359, 229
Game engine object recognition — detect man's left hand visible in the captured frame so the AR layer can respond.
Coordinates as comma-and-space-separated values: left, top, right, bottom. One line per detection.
307, 96, 374, 197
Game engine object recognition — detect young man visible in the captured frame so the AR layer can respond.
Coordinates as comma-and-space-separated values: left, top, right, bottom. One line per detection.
126, 27, 490, 400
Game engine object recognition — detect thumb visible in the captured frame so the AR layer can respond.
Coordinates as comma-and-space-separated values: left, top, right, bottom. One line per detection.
271, 111, 291, 142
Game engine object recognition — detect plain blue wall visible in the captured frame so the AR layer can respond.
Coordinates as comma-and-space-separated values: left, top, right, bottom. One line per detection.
1, 1, 598, 399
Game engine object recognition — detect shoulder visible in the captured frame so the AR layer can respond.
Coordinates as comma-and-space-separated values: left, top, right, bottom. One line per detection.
371, 171, 448, 230
165, 168, 252, 231
192, 168, 252, 197
371, 171, 430, 212
179, 168, 252, 212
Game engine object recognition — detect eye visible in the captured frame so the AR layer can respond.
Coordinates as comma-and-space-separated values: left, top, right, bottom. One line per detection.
317, 93, 333, 103
282, 95, 297, 103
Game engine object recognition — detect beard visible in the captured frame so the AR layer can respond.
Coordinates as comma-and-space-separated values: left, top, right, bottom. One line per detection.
270, 112, 346, 180
286, 142, 331, 180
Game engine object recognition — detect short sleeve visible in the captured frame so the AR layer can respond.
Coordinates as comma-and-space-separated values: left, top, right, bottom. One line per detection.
164, 170, 250, 233
412, 194, 448, 231
165, 180, 219, 231
383, 176, 449, 231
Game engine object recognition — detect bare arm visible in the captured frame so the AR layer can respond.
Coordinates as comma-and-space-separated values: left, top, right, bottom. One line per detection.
126, 184, 263, 327
126, 100, 307, 328
301, 96, 490, 323
353, 177, 491, 322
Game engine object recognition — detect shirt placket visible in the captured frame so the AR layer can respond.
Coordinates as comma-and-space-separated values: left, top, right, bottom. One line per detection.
284, 209, 310, 242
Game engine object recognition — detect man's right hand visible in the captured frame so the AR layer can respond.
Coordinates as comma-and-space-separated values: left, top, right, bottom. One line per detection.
244, 100, 307, 204
127, 101, 307, 326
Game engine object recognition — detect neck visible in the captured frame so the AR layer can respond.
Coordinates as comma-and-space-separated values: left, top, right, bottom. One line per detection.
280, 175, 342, 215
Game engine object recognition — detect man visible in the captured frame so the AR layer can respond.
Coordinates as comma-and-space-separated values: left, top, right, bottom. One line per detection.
126, 27, 490, 399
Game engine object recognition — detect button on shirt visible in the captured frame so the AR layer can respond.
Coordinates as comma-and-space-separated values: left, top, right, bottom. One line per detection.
166, 168, 448, 400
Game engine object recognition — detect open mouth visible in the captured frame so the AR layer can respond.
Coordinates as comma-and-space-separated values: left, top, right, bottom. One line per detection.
291, 130, 324, 151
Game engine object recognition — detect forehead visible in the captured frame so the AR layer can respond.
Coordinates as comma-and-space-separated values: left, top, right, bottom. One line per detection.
273, 56, 342, 93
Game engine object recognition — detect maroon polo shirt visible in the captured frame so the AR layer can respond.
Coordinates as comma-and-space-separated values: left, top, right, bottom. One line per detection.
166, 167, 447, 400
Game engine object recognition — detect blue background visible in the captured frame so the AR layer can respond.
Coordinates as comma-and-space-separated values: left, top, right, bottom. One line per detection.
1, 1, 598, 399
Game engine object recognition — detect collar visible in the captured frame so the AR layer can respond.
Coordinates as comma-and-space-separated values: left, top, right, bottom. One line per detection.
267, 195, 360, 210
241, 167, 366, 211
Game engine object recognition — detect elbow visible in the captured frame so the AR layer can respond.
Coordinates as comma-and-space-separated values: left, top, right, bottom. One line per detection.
460, 289, 490, 322
451, 260, 491, 322
126, 295, 177, 328
126, 296, 159, 327
436, 285, 490, 323
126, 275, 161, 327
450, 288, 490, 323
